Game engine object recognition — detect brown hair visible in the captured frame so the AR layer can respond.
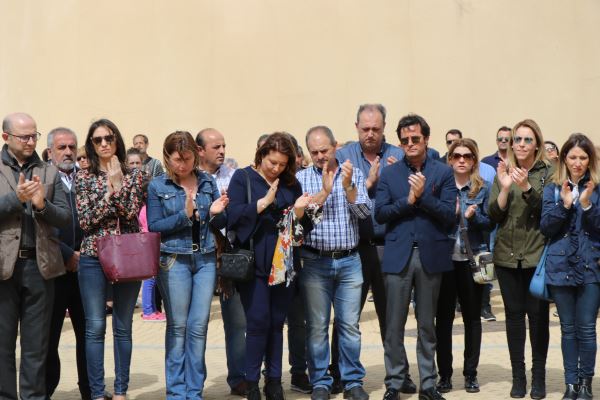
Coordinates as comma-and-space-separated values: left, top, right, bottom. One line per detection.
448, 138, 484, 198
552, 133, 599, 185
507, 119, 546, 168
254, 132, 297, 186
162, 131, 201, 179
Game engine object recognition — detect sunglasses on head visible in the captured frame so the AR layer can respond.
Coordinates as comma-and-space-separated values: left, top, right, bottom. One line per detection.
497, 137, 510, 143
513, 136, 535, 145
91, 134, 115, 145
399, 135, 422, 146
544, 146, 557, 152
450, 152, 474, 161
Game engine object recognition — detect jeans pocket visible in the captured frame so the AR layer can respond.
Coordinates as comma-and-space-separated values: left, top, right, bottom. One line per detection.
160, 253, 177, 271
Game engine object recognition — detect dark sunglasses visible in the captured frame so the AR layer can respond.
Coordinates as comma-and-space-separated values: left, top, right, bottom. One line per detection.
399, 135, 422, 146
450, 152, 475, 161
77, 156, 87, 161
91, 134, 115, 145
513, 136, 535, 145
496, 137, 510, 143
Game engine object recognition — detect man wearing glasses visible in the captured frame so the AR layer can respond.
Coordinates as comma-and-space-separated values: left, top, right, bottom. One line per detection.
481, 126, 512, 170
0, 112, 70, 400
441, 129, 462, 163
375, 114, 456, 400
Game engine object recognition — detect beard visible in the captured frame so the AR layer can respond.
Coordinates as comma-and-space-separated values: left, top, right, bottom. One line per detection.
57, 160, 75, 171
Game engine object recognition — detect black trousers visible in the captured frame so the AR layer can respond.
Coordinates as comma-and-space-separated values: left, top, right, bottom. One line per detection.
435, 260, 483, 378
496, 264, 549, 378
45, 271, 90, 399
0, 259, 54, 400
330, 241, 387, 375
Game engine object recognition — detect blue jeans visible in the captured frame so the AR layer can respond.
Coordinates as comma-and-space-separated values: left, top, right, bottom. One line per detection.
300, 251, 365, 391
142, 277, 158, 315
78, 256, 141, 399
549, 283, 600, 384
220, 289, 246, 388
157, 252, 216, 399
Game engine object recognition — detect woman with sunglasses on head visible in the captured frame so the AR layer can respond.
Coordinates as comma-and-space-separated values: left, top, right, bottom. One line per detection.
435, 138, 493, 395
540, 133, 600, 400
488, 119, 552, 399
146, 131, 228, 399
76, 119, 144, 400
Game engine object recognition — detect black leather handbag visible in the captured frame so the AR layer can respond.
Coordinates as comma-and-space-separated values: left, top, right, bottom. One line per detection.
218, 169, 255, 282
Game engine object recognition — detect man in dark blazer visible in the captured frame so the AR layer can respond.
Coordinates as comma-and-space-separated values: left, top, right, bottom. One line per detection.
375, 114, 457, 400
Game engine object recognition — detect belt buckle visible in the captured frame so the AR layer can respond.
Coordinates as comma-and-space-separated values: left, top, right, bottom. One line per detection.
18, 249, 27, 259
192, 244, 199, 252
331, 250, 343, 259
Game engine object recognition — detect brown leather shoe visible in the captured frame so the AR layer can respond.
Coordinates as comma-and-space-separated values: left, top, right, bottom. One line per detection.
230, 381, 248, 397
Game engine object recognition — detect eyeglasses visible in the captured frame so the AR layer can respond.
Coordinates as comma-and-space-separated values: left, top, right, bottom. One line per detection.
5, 131, 42, 143
496, 137, 510, 143
544, 146, 558, 152
399, 135, 422, 146
450, 152, 475, 161
513, 136, 535, 145
76, 156, 87, 161
91, 134, 115, 145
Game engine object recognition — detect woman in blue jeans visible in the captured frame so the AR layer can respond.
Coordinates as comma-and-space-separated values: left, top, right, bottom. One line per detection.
147, 131, 228, 399
541, 133, 600, 400
76, 119, 144, 400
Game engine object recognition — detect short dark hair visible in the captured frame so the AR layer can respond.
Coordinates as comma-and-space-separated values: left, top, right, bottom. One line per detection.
256, 133, 270, 148
445, 129, 462, 140
497, 126, 511, 136
85, 118, 127, 176
126, 147, 142, 157
396, 113, 430, 140
254, 132, 297, 186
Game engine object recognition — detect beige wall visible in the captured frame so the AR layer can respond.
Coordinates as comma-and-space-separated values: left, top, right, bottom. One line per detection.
1, 0, 599, 164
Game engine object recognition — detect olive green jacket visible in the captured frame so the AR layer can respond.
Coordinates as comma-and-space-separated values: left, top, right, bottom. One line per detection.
488, 160, 552, 269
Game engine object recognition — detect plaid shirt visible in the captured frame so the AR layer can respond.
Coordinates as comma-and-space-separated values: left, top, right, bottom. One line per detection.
296, 164, 371, 251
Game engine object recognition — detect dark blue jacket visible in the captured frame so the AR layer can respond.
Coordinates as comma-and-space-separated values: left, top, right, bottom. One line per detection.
540, 182, 600, 286
375, 156, 457, 274
58, 176, 83, 263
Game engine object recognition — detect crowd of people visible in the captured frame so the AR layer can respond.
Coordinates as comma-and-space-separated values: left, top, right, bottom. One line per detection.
0, 106, 599, 400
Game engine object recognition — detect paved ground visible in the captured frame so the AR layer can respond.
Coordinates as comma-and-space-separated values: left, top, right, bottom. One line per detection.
35, 288, 582, 399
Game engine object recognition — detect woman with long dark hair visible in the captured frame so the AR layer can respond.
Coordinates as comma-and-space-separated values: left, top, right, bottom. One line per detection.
541, 133, 600, 400
76, 119, 144, 400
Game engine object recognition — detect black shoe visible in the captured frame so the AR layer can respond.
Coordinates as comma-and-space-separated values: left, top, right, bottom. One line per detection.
264, 379, 284, 400
436, 377, 452, 393
230, 381, 248, 396
401, 375, 417, 394
331, 376, 343, 395
464, 376, 480, 393
343, 385, 369, 400
291, 373, 312, 394
247, 382, 262, 400
481, 309, 496, 321
530, 377, 546, 399
382, 388, 400, 400
510, 377, 527, 398
311, 387, 330, 400
578, 377, 593, 399
562, 383, 579, 400
419, 388, 446, 400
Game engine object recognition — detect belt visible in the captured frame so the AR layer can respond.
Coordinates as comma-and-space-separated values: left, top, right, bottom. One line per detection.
18, 248, 36, 259
192, 243, 200, 252
304, 246, 357, 259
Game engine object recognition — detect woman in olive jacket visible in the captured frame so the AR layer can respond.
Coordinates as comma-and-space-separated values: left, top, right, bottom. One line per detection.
540, 133, 600, 400
488, 119, 552, 400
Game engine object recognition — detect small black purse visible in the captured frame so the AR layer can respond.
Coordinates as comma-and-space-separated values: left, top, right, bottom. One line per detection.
218, 169, 255, 282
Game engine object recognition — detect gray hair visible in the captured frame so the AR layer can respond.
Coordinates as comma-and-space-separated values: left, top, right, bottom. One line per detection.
356, 103, 387, 124
47, 127, 77, 148
305, 125, 336, 148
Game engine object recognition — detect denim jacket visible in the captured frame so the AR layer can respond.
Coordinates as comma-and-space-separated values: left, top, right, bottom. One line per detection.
147, 171, 226, 254
540, 182, 600, 286
450, 180, 494, 254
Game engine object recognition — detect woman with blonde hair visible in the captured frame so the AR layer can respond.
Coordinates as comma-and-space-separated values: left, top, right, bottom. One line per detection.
488, 119, 552, 399
540, 133, 600, 399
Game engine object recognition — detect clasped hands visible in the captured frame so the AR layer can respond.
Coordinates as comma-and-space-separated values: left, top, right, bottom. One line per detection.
16, 172, 45, 210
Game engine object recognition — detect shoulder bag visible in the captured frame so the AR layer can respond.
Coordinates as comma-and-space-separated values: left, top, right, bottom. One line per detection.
460, 212, 495, 284
218, 169, 255, 282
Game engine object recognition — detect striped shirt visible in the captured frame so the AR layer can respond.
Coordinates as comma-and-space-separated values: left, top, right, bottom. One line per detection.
296, 164, 371, 251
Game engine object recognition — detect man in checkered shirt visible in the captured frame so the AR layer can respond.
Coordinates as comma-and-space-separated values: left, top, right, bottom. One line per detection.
296, 125, 371, 400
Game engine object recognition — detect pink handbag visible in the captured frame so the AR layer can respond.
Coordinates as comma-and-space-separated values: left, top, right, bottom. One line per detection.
96, 220, 161, 283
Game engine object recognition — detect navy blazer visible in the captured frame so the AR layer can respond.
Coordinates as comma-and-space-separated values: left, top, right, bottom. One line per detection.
375, 157, 457, 274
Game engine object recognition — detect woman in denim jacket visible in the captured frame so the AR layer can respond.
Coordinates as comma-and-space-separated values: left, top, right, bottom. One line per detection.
435, 138, 494, 395
147, 131, 228, 400
540, 133, 600, 400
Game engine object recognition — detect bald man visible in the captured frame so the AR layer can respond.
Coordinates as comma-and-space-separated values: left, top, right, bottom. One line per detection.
0, 112, 70, 400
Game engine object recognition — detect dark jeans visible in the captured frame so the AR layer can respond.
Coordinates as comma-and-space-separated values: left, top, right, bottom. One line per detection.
496, 265, 549, 379
238, 277, 295, 383
287, 285, 307, 376
46, 271, 90, 399
220, 290, 247, 388
435, 260, 483, 378
0, 258, 54, 400
549, 283, 600, 384
331, 242, 387, 377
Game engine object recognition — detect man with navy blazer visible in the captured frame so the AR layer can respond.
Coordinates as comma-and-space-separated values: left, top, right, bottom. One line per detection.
375, 114, 456, 400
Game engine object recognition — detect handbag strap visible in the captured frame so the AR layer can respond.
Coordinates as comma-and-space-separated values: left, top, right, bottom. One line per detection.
242, 168, 254, 251
458, 210, 476, 264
